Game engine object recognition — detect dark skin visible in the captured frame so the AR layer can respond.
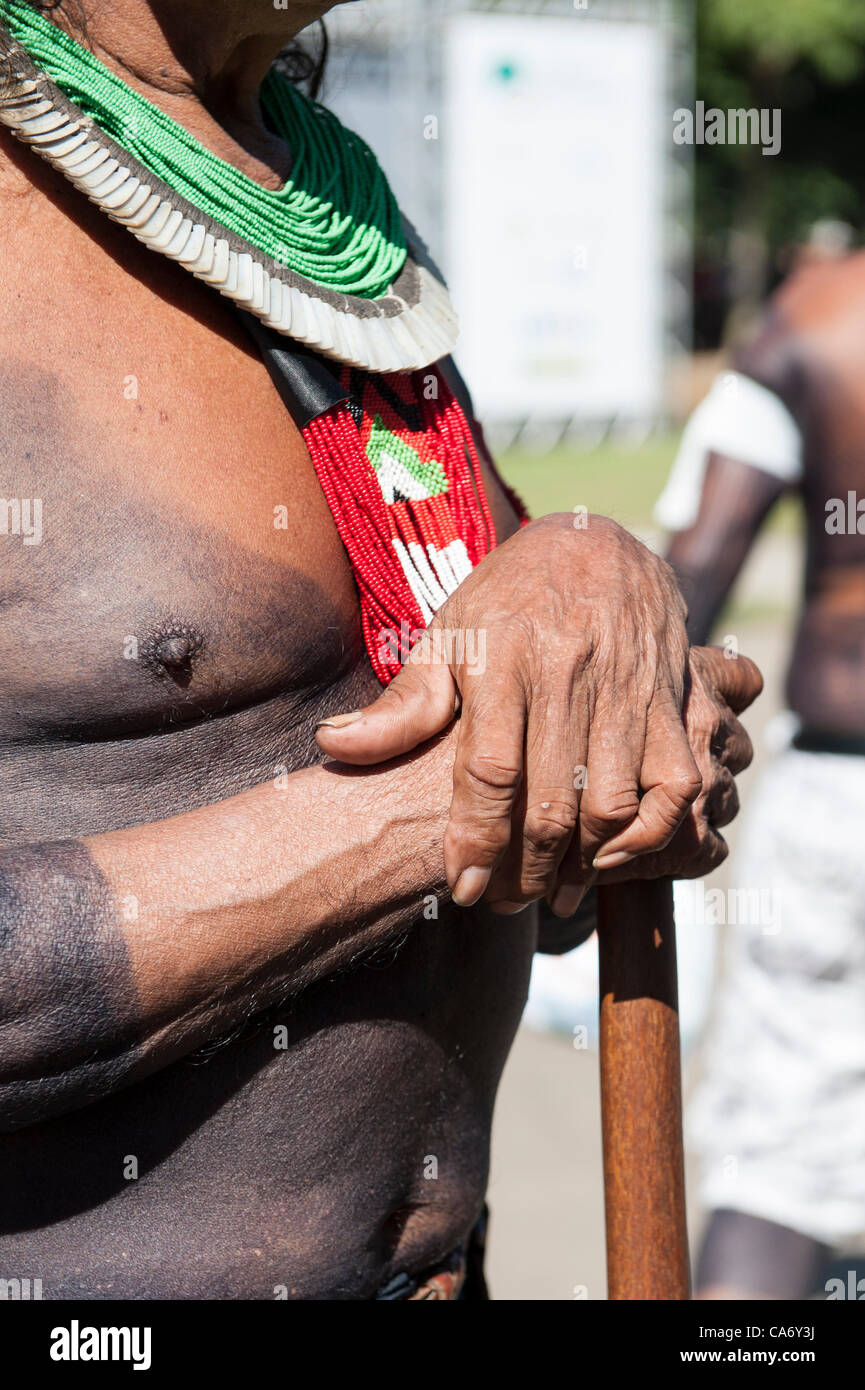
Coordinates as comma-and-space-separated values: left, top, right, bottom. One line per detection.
0, 0, 760, 1297
0, 106, 531, 1297
669, 253, 865, 733
666, 252, 865, 1299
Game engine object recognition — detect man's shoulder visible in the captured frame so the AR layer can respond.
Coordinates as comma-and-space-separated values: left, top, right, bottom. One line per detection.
732, 306, 802, 413
774, 250, 865, 323
736, 254, 865, 413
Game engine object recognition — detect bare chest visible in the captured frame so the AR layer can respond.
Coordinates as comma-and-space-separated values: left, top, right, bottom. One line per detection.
0, 160, 371, 831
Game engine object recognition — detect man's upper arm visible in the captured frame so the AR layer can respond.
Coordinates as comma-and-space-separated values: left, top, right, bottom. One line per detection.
0, 839, 141, 1130
656, 307, 806, 642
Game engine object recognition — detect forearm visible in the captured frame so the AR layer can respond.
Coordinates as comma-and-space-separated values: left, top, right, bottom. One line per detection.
666, 539, 745, 646
666, 453, 787, 645
0, 743, 451, 1129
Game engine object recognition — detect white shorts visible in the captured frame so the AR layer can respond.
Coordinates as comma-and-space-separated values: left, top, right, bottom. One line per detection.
688, 744, 865, 1247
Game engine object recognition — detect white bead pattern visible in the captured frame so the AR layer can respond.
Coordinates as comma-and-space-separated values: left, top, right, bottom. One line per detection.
0, 60, 460, 373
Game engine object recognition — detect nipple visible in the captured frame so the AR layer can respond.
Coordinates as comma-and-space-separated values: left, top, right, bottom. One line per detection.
140, 622, 204, 686
155, 634, 196, 670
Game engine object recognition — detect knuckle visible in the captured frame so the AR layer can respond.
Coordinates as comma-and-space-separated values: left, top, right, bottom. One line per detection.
376, 682, 416, 734
451, 813, 511, 853
459, 755, 521, 799
667, 769, 703, 808
713, 719, 753, 774
644, 817, 680, 850
705, 767, 739, 823
582, 799, 639, 841
691, 825, 728, 873
603, 787, 642, 819
667, 824, 728, 878
729, 728, 754, 773
744, 656, 764, 698
689, 644, 716, 679
446, 817, 510, 864
715, 793, 740, 830
381, 675, 416, 707
701, 832, 729, 872
523, 799, 578, 857
730, 653, 763, 699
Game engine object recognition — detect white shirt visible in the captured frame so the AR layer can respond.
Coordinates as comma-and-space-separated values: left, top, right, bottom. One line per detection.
654, 370, 804, 532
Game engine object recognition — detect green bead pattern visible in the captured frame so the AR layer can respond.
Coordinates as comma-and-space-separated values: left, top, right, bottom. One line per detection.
0, 0, 407, 299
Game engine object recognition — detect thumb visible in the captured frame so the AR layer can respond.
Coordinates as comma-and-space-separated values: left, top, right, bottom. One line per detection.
315, 648, 459, 765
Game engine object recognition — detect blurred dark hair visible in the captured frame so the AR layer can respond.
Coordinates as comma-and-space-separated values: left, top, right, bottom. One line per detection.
23, 2, 329, 99
275, 21, 329, 101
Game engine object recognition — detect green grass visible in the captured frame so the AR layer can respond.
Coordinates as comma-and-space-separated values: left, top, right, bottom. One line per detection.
497, 431, 803, 536
498, 432, 682, 529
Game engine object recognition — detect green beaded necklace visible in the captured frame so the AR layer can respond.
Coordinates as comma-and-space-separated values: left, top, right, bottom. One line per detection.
0, 0, 406, 299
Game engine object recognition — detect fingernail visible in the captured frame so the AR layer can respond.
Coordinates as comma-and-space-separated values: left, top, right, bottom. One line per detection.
592, 849, 635, 870
452, 866, 491, 907
550, 885, 586, 919
490, 901, 530, 916
316, 710, 363, 729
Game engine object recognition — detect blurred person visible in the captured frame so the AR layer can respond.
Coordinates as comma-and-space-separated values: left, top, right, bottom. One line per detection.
656, 250, 865, 1299
775, 218, 856, 285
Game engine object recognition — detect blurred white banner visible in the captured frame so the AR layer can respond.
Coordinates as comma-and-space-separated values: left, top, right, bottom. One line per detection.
444, 13, 666, 422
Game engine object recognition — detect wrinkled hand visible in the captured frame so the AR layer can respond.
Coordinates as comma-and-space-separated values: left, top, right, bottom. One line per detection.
592, 643, 759, 886
315, 513, 762, 915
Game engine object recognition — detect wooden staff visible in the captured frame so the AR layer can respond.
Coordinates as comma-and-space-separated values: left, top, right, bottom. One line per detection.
597, 878, 691, 1299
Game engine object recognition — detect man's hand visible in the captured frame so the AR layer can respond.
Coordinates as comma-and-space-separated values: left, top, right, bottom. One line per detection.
588, 643, 759, 886
315, 513, 762, 916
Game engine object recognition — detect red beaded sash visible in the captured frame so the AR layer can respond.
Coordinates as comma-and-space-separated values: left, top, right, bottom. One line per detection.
304, 365, 501, 683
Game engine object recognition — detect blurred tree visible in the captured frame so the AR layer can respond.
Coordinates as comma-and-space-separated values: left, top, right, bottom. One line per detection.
696, 0, 865, 341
